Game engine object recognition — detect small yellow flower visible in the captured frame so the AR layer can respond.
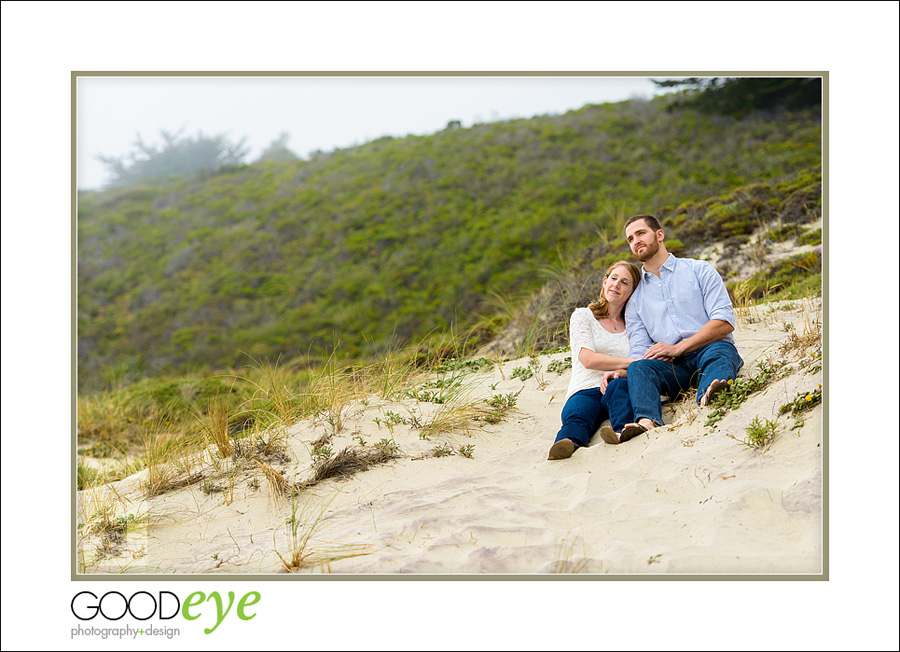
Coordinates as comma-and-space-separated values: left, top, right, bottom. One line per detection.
805, 394, 812, 402
818, 383, 822, 388
728, 379, 733, 385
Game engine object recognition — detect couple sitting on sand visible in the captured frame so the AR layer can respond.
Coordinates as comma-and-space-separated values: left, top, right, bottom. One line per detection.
548, 214, 744, 460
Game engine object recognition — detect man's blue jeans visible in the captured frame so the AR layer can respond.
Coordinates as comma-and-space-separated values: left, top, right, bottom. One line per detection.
627, 340, 744, 427
555, 379, 634, 448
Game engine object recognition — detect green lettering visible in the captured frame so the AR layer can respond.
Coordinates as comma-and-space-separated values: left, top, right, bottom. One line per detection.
203, 591, 236, 634
182, 591, 204, 621
237, 592, 261, 621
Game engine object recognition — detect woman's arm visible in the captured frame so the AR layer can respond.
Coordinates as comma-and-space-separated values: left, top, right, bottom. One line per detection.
577, 347, 636, 372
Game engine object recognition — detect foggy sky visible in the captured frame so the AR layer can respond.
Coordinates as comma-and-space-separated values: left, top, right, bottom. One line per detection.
77, 75, 665, 189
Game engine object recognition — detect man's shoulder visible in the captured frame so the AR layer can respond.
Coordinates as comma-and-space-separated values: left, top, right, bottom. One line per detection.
671, 255, 712, 269
671, 255, 721, 279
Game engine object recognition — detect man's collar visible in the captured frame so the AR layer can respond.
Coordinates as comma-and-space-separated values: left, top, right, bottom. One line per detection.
641, 253, 675, 278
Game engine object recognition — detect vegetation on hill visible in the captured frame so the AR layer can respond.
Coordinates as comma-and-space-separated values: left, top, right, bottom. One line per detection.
76, 172, 823, 492
653, 77, 821, 117
481, 166, 822, 357
78, 94, 821, 391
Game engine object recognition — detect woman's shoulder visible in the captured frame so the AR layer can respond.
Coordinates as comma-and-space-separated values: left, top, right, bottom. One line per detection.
570, 306, 596, 324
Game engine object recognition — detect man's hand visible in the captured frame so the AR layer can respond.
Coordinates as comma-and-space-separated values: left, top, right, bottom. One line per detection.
641, 342, 679, 361
600, 369, 625, 394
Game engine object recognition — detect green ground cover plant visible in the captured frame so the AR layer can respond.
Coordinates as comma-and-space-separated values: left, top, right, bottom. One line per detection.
779, 386, 823, 430
704, 359, 791, 429
546, 357, 572, 374
736, 416, 780, 452
480, 391, 520, 424
732, 249, 822, 302
798, 227, 822, 246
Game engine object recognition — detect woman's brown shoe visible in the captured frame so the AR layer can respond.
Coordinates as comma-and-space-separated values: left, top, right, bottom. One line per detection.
548, 439, 576, 460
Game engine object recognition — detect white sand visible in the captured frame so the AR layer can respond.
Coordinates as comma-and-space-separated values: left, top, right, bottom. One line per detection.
78, 298, 824, 576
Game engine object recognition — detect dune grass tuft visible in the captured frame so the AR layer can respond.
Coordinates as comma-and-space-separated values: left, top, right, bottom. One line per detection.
275, 490, 373, 573
140, 424, 203, 497
306, 444, 400, 486
255, 458, 294, 500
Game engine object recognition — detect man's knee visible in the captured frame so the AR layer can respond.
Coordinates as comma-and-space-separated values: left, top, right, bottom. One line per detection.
697, 340, 743, 374
627, 360, 670, 395
627, 359, 655, 377
700, 340, 737, 355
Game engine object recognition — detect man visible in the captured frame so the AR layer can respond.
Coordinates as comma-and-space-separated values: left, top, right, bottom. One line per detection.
603, 214, 743, 442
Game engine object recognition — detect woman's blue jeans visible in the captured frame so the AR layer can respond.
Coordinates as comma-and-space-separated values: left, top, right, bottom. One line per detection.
554, 379, 634, 448
627, 340, 744, 427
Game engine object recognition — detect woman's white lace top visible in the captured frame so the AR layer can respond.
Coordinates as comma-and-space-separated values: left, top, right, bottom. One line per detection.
565, 307, 631, 401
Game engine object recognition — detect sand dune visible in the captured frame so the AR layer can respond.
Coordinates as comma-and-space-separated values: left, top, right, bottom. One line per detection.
78, 298, 823, 576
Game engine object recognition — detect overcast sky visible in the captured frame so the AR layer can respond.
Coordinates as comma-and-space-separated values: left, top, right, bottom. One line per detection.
77, 75, 666, 189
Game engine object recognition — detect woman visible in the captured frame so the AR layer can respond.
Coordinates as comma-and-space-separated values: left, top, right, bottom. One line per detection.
548, 260, 642, 460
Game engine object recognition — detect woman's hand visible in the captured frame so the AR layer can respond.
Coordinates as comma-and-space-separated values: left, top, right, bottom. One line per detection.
600, 369, 625, 394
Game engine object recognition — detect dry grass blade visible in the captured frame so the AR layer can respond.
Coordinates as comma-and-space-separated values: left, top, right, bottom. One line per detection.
412, 368, 491, 438
197, 394, 232, 458
306, 445, 400, 486
145, 471, 204, 497
549, 536, 594, 574
232, 355, 306, 436
360, 336, 424, 401
732, 279, 760, 327
310, 432, 333, 449
275, 490, 373, 573
778, 314, 823, 357
305, 351, 364, 435
420, 399, 491, 439
255, 458, 294, 499
140, 425, 203, 497
77, 482, 147, 570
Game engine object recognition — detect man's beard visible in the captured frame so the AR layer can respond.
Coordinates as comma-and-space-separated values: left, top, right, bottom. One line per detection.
635, 238, 659, 262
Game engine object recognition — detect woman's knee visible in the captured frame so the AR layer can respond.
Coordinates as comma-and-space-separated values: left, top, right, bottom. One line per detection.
605, 378, 629, 397
561, 395, 602, 423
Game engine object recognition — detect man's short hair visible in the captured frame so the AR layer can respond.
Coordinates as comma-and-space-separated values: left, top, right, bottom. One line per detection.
624, 214, 663, 232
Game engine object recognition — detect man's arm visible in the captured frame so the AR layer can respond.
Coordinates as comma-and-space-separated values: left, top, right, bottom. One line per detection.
696, 260, 737, 329
624, 298, 653, 358
642, 260, 735, 360
641, 319, 733, 359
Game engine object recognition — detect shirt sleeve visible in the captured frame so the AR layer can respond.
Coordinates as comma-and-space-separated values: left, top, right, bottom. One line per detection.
625, 294, 653, 357
569, 309, 595, 356
693, 260, 736, 328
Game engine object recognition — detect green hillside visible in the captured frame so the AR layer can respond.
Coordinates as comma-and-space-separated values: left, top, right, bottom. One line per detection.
78, 95, 821, 391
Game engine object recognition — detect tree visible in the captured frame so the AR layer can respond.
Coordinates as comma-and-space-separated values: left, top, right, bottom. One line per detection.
96, 128, 250, 187
256, 131, 299, 162
653, 77, 821, 117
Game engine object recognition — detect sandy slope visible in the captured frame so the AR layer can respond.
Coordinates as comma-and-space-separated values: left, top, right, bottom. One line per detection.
78, 298, 823, 576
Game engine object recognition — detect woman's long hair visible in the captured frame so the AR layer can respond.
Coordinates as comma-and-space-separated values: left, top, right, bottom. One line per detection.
588, 260, 641, 320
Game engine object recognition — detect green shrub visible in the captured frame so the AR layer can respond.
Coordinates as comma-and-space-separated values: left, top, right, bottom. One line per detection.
765, 224, 800, 242
798, 227, 822, 246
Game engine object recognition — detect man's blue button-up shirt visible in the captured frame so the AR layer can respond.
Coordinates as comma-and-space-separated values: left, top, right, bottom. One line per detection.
624, 253, 737, 358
